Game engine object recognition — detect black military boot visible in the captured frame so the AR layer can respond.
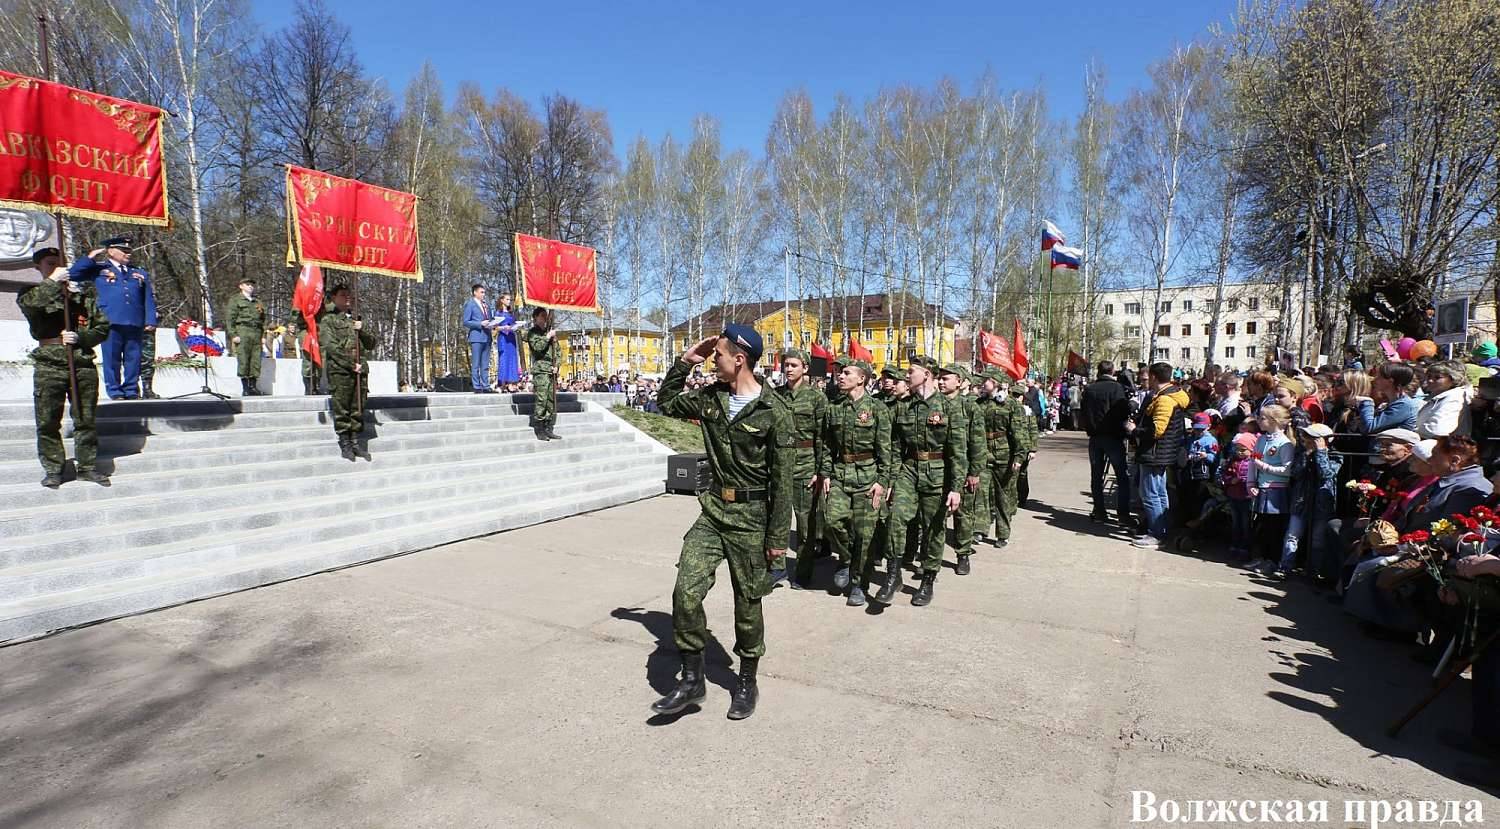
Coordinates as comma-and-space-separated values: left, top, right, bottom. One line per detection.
141, 378, 159, 399
544, 423, 562, 440
77, 469, 111, 487
873, 558, 903, 605
832, 563, 851, 591
40, 472, 62, 489
846, 581, 867, 607
338, 436, 356, 462
650, 651, 706, 715
240, 378, 252, 396
955, 554, 972, 576
533, 425, 550, 441
912, 572, 936, 607
726, 657, 759, 720
351, 438, 371, 461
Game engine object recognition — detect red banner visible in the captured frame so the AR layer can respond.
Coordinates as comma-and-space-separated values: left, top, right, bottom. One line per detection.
0, 71, 168, 225
846, 335, 873, 362
285, 165, 422, 280
514, 233, 599, 311
293, 263, 324, 366
979, 329, 1022, 380
1012, 319, 1030, 377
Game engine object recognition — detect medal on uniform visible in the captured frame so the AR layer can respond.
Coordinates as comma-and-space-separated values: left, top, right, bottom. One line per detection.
927, 411, 944, 425
857, 409, 872, 424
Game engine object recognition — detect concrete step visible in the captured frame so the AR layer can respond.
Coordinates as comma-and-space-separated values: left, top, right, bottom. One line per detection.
0, 440, 658, 559
0, 391, 614, 421
0, 454, 664, 599
0, 479, 663, 643
0, 414, 626, 509
0, 413, 613, 478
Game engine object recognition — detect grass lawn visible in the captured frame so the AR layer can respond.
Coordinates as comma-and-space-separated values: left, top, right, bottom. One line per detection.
611, 406, 705, 453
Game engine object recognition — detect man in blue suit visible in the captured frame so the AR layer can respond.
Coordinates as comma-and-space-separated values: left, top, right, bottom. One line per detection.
463, 283, 497, 393
68, 237, 157, 400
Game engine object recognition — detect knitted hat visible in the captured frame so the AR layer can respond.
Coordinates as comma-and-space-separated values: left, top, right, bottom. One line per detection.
1232, 433, 1258, 451
1472, 341, 1498, 361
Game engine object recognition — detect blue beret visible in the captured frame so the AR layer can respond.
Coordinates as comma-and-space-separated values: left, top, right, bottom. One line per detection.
722, 324, 763, 363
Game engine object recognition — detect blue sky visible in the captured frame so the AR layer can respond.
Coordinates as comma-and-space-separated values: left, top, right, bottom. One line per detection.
256, 0, 1239, 157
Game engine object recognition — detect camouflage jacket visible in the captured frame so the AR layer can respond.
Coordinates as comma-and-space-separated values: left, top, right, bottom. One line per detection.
817, 391, 894, 493
1008, 395, 1039, 453
225, 293, 267, 333
316, 307, 376, 376
946, 392, 989, 478
658, 359, 795, 551
17, 279, 109, 366
892, 389, 966, 492
977, 393, 1023, 464
777, 381, 826, 473
526, 327, 557, 374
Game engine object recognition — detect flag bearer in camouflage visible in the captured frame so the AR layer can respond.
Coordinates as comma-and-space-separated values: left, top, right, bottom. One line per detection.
979, 369, 1024, 547
877, 355, 964, 607
817, 359, 893, 606
939, 364, 988, 576
777, 348, 826, 589
317, 285, 376, 462
17, 249, 111, 488
651, 325, 794, 721
526, 307, 560, 441
225, 277, 267, 396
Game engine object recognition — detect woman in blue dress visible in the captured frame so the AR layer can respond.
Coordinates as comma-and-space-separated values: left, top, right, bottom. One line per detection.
494, 293, 521, 386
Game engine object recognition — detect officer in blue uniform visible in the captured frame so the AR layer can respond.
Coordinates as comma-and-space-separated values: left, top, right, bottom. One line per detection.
68, 237, 158, 400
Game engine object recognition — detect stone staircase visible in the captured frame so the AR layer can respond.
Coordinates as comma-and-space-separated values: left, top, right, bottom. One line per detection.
0, 393, 670, 642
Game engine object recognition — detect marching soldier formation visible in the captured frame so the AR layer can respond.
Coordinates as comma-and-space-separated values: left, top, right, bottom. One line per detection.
652, 339, 1043, 719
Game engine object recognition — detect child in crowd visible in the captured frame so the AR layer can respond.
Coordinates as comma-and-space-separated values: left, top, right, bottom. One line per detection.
1220, 433, 1259, 558
1248, 404, 1296, 573
1273, 423, 1342, 581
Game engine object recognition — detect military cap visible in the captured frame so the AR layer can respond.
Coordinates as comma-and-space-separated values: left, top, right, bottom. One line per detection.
848, 359, 873, 377
238, 277, 257, 286
832, 353, 854, 368
30, 246, 59, 264
880, 364, 904, 380
101, 236, 132, 251
1009, 382, 1027, 395
909, 354, 940, 372
722, 323, 763, 363
939, 362, 965, 378
981, 367, 1007, 384
781, 347, 810, 365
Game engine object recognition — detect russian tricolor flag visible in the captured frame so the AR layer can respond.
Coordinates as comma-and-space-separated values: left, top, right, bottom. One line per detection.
1042, 221, 1066, 251
1050, 244, 1082, 270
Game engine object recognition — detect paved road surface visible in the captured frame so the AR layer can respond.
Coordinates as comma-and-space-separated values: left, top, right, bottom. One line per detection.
1, 432, 1494, 826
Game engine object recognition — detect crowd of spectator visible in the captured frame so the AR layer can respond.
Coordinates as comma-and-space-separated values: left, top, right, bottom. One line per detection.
1074, 343, 1500, 788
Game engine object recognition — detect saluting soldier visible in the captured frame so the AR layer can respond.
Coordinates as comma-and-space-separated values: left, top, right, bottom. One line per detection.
526, 308, 561, 441
68, 237, 157, 400
650, 325, 793, 721
225, 277, 268, 397
777, 348, 826, 589
878, 355, 964, 607
938, 364, 988, 576
817, 359, 893, 606
317, 284, 375, 461
18, 249, 111, 488
979, 368, 1024, 548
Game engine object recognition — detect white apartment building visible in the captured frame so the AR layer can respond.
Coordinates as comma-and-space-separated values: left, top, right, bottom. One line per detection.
1088, 281, 1309, 372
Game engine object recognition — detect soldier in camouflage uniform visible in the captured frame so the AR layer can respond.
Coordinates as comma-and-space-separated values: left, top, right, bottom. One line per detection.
317, 285, 376, 462
526, 308, 560, 440
877, 355, 964, 607
777, 348, 826, 590
938, 364, 988, 576
870, 364, 906, 580
817, 359, 893, 606
650, 325, 793, 721
138, 327, 159, 399
17, 249, 112, 488
225, 277, 267, 396
978, 368, 1024, 547
1012, 381, 1040, 509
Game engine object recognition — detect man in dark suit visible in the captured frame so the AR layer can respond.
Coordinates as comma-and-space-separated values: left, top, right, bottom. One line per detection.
1079, 360, 1132, 524
462, 283, 497, 393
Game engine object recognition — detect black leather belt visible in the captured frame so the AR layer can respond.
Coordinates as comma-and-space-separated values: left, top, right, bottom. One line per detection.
713, 486, 768, 503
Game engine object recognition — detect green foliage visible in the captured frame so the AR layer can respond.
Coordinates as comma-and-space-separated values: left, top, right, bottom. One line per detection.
611, 405, 704, 453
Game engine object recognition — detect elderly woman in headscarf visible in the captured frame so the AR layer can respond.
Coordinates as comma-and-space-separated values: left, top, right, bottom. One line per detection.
1415, 359, 1473, 439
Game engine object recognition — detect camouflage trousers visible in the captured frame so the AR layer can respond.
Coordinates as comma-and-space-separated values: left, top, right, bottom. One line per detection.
890, 469, 948, 575
138, 332, 155, 387
232, 328, 262, 379
532, 371, 556, 426
328, 371, 368, 436
990, 459, 1019, 541
823, 482, 880, 584
1017, 457, 1031, 506
955, 465, 990, 555
672, 504, 769, 660
33, 353, 98, 475
789, 451, 818, 560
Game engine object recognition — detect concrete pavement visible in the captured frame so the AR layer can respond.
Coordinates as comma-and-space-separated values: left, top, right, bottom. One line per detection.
1, 432, 1495, 827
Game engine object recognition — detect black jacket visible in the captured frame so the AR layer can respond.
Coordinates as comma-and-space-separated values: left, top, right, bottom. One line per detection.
1079, 377, 1130, 438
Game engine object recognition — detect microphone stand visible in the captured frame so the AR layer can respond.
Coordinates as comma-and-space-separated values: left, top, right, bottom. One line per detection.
172, 287, 230, 401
